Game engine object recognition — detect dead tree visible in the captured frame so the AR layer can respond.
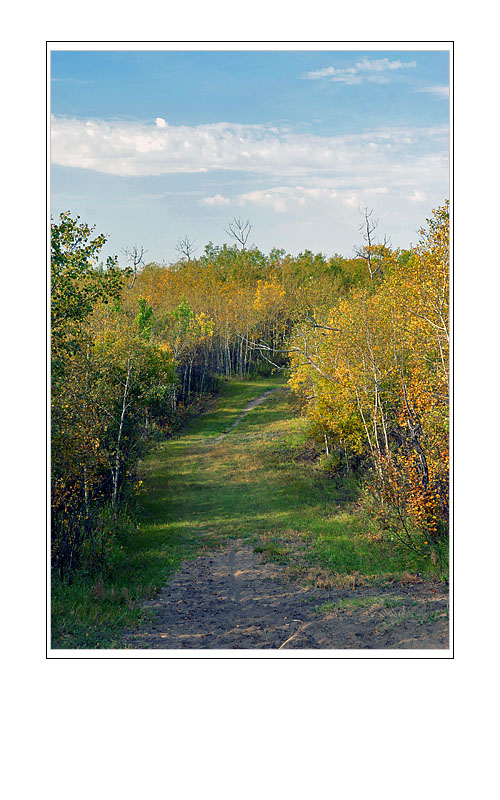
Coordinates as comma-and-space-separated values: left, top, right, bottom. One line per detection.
224, 217, 252, 251
176, 235, 198, 261
353, 208, 389, 281
122, 245, 147, 289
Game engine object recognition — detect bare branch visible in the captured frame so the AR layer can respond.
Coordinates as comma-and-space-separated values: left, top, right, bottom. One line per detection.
353, 207, 387, 281
237, 334, 338, 385
303, 316, 340, 333
122, 245, 147, 289
175, 235, 198, 260
358, 206, 378, 241
224, 217, 252, 250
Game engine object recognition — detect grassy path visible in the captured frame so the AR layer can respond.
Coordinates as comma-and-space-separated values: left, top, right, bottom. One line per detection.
53, 376, 448, 649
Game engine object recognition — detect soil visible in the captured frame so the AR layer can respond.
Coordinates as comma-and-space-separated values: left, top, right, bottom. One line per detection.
123, 540, 449, 651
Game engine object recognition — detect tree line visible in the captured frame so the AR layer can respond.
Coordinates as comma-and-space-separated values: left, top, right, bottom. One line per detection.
51, 202, 449, 578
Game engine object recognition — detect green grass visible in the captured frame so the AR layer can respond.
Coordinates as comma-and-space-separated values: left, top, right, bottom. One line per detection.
313, 594, 421, 617
316, 595, 417, 614
52, 376, 283, 648
52, 374, 445, 649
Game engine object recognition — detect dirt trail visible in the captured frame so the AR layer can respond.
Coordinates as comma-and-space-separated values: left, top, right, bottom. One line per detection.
211, 389, 276, 443
123, 540, 449, 650
124, 386, 448, 651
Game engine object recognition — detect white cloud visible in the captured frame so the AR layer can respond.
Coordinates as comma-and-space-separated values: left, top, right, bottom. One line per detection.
237, 186, 336, 211
357, 57, 417, 72
233, 185, 390, 213
238, 190, 289, 213
305, 65, 358, 82
51, 77, 91, 85
344, 192, 359, 207
303, 57, 417, 85
416, 86, 449, 98
200, 193, 230, 206
155, 117, 167, 128
409, 189, 428, 203
51, 116, 448, 183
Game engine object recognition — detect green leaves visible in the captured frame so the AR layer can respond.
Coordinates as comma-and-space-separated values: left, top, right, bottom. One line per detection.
135, 297, 154, 341
51, 213, 175, 578
51, 212, 131, 378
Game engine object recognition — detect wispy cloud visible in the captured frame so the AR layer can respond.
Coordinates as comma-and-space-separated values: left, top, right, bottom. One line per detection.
51, 116, 447, 182
51, 77, 91, 85
409, 189, 428, 203
200, 193, 230, 206
303, 57, 417, 85
416, 85, 449, 98
232, 186, 389, 213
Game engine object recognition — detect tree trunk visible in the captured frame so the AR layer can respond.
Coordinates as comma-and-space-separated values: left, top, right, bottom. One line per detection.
112, 356, 131, 510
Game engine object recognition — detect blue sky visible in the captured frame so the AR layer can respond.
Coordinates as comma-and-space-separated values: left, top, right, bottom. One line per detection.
50, 48, 450, 263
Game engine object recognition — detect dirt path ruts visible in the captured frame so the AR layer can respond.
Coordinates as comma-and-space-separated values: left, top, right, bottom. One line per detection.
211, 389, 276, 443
123, 541, 449, 650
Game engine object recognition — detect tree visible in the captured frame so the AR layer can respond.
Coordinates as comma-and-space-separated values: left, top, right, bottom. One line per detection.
51, 211, 127, 377
287, 203, 449, 551
175, 235, 198, 261
122, 245, 147, 289
353, 207, 390, 282
224, 217, 252, 251
51, 213, 177, 577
